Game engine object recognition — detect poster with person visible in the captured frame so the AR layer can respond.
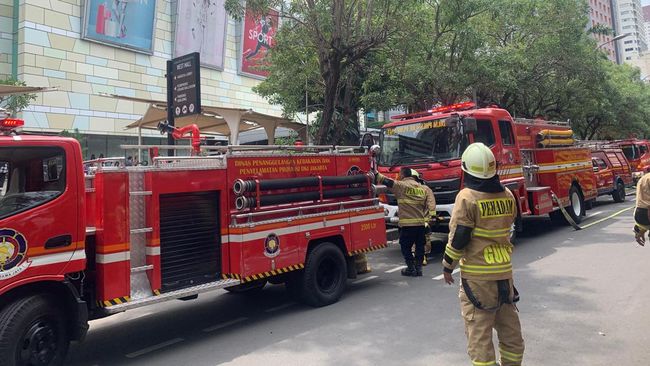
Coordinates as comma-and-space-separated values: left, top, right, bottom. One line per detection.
82, 0, 157, 54
239, 7, 279, 78
174, 0, 228, 70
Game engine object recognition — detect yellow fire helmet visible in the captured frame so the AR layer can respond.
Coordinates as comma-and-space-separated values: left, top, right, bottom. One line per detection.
461, 142, 496, 179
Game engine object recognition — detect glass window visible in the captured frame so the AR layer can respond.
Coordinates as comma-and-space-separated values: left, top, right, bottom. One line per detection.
622, 145, 639, 160
0, 147, 66, 219
474, 119, 495, 146
498, 120, 515, 146
379, 119, 468, 166
598, 159, 608, 170
640, 145, 648, 154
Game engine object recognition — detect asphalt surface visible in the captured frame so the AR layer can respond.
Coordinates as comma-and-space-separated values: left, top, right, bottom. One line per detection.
66, 194, 649, 366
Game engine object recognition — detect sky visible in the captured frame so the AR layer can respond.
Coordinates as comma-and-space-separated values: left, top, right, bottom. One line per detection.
644, 0, 650, 7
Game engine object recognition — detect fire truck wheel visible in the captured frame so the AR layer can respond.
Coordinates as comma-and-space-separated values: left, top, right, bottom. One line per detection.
567, 185, 585, 224
612, 181, 626, 203
301, 242, 347, 307
0, 295, 69, 366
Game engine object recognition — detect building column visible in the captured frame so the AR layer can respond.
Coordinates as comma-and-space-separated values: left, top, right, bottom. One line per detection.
262, 122, 277, 145
219, 110, 243, 145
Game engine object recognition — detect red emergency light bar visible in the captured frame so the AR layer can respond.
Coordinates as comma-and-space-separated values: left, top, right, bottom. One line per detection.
0, 118, 24, 129
428, 101, 476, 114
392, 101, 476, 120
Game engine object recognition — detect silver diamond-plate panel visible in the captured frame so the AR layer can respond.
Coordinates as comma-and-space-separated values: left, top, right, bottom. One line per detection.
129, 171, 147, 268
105, 278, 240, 314
130, 271, 153, 300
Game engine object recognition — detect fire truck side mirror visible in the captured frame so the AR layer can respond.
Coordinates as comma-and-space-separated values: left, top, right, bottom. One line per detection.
462, 117, 477, 134
593, 166, 599, 172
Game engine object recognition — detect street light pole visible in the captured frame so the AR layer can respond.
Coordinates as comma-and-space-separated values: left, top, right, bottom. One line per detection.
597, 32, 631, 49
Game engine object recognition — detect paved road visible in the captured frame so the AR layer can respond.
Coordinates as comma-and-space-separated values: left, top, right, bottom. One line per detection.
66, 196, 649, 366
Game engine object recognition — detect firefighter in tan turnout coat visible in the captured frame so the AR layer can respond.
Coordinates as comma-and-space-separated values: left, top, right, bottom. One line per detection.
634, 173, 650, 246
442, 143, 524, 366
378, 168, 435, 276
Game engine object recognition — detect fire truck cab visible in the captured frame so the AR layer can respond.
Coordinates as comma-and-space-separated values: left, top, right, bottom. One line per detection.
0, 117, 386, 365
378, 102, 597, 232
604, 139, 650, 181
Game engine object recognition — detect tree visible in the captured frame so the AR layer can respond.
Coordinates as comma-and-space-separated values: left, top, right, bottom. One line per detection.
0, 78, 36, 117
227, 0, 408, 145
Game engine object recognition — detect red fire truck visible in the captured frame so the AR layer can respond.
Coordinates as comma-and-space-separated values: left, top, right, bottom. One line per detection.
0, 118, 385, 365
377, 102, 597, 233
602, 139, 650, 181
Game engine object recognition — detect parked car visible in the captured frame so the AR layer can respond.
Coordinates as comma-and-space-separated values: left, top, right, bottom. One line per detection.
591, 148, 633, 203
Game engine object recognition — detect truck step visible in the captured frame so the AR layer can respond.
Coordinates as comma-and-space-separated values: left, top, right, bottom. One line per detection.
103, 278, 240, 314
131, 265, 153, 273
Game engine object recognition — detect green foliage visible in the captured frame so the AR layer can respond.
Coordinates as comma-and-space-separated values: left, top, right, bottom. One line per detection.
0, 79, 37, 116
230, 0, 650, 142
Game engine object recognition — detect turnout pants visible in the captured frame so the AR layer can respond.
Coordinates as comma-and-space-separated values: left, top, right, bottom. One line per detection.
399, 226, 426, 263
459, 279, 524, 366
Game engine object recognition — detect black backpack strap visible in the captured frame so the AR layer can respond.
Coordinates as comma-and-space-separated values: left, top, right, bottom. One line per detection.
461, 278, 500, 312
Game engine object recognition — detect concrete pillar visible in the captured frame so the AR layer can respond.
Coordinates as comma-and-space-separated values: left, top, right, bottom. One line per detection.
219, 110, 243, 145
262, 122, 277, 145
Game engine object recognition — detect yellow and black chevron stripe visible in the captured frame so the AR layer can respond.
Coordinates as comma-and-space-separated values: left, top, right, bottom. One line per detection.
222, 263, 306, 283
97, 296, 131, 307
348, 243, 388, 256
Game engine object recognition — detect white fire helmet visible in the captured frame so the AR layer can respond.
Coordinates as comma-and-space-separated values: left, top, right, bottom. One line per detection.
461, 142, 496, 179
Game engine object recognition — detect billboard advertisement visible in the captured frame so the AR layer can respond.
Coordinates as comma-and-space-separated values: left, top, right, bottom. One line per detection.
174, 0, 228, 70
239, 7, 279, 78
82, 0, 157, 54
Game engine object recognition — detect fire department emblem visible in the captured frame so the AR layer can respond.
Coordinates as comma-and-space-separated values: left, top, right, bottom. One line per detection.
264, 234, 280, 258
0, 228, 30, 280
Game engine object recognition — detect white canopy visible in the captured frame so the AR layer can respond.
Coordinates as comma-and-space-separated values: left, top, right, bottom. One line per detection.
0, 85, 57, 97
102, 94, 306, 144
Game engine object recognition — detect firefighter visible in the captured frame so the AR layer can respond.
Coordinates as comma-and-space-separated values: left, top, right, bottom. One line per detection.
377, 167, 433, 276
634, 173, 650, 246
412, 172, 436, 265
441, 143, 524, 366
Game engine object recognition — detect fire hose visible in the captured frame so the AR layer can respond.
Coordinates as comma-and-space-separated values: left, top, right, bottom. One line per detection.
550, 192, 582, 230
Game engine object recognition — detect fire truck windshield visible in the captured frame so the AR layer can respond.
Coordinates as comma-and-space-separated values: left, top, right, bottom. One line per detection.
0, 147, 65, 219
378, 120, 467, 166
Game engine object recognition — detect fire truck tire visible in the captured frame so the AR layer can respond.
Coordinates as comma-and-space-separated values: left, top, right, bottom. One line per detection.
301, 243, 347, 307
0, 295, 69, 366
550, 185, 584, 225
612, 181, 626, 203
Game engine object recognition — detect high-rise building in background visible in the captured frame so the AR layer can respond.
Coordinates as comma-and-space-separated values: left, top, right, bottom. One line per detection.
614, 0, 648, 62
643, 5, 650, 46
590, 0, 619, 62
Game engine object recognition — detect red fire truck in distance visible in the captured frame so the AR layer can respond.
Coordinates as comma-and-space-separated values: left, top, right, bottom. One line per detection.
602, 139, 650, 181
0, 117, 385, 365
377, 102, 597, 233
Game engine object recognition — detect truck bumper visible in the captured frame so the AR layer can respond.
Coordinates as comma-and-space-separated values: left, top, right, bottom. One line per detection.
381, 203, 456, 227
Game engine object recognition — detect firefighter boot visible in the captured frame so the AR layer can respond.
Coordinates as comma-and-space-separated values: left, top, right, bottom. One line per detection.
401, 259, 417, 277
414, 256, 424, 276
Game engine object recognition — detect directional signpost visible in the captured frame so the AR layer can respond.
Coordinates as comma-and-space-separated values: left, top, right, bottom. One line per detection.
166, 52, 201, 154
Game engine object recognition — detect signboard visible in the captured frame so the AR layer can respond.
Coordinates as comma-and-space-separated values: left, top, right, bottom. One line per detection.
239, 7, 279, 79
174, 0, 227, 70
168, 52, 201, 119
82, 0, 157, 54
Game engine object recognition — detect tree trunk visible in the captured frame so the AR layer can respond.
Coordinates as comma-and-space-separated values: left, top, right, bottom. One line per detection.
316, 62, 342, 145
